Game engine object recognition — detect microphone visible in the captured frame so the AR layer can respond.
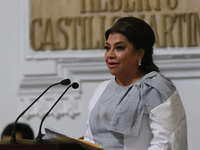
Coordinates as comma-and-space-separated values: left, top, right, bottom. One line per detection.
36, 82, 79, 143
8, 79, 71, 144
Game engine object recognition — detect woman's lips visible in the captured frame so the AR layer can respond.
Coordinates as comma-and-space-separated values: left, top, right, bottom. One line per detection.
108, 62, 119, 68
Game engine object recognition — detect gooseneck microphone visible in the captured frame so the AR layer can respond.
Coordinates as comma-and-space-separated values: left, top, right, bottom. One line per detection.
8, 79, 71, 144
36, 82, 79, 143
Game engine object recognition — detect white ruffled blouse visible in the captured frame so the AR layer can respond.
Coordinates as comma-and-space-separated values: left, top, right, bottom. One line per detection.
84, 72, 187, 150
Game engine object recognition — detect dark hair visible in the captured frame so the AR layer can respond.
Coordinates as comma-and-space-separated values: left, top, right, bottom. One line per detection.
1, 122, 34, 140
105, 17, 159, 74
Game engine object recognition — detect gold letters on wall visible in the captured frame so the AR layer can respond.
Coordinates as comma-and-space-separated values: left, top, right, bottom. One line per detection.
30, 0, 200, 51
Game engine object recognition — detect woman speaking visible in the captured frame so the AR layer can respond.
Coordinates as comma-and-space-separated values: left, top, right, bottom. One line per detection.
83, 17, 187, 150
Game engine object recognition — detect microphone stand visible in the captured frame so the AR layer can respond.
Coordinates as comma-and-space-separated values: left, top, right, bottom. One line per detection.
8, 79, 71, 144
36, 82, 79, 143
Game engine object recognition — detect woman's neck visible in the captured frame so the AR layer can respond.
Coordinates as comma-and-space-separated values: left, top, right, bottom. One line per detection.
115, 71, 145, 86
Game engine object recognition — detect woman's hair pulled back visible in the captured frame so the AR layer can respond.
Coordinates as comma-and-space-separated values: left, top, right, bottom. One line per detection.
105, 17, 159, 73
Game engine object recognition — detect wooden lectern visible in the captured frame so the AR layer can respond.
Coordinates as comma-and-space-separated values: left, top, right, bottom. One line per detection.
0, 139, 86, 150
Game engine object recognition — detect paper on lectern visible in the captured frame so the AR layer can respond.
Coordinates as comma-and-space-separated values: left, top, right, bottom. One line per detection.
44, 126, 104, 150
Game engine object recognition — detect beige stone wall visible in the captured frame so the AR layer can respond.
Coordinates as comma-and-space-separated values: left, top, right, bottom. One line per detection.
30, 0, 200, 50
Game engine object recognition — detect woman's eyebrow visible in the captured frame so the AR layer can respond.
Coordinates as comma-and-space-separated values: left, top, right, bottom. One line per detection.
105, 42, 110, 46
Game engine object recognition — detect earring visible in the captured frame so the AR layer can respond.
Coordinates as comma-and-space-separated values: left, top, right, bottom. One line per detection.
138, 59, 141, 66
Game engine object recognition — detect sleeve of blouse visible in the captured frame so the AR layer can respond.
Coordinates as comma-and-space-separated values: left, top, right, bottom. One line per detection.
147, 112, 171, 150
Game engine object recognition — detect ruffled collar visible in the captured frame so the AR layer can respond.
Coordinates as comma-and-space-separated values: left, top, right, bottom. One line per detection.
90, 71, 176, 137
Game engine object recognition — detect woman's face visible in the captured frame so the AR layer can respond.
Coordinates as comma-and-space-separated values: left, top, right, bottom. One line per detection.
104, 33, 143, 82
